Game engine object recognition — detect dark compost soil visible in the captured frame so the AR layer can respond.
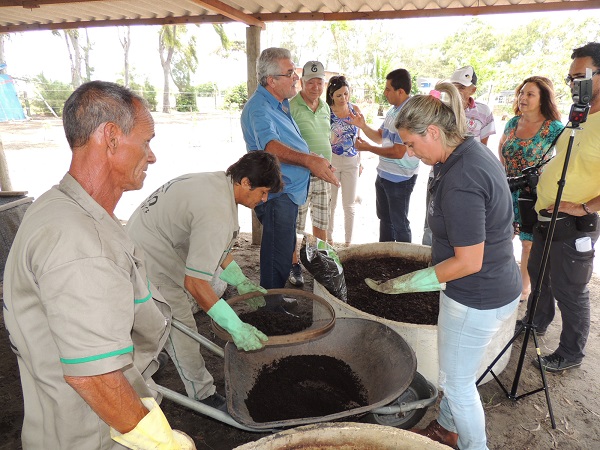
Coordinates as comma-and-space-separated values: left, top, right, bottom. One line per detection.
245, 355, 368, 423
239, 309, 312, 336
343, 257, 439, 325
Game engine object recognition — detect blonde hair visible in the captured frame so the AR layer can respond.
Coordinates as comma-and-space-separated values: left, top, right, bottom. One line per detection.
395, 81, 466, 149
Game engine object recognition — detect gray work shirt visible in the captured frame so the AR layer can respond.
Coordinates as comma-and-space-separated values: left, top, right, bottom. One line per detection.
3, 173, 171, 449
126, 172, 239, 288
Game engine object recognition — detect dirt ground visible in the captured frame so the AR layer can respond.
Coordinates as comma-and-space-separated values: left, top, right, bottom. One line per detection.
1, 116, 600, 449
2, 233, 600, 449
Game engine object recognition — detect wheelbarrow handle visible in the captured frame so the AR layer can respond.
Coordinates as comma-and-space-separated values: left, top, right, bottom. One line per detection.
370, 381, 438, 415
171, 318, 224, 358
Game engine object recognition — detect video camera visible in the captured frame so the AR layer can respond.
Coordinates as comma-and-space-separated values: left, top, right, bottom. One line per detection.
568, 69, 594, 126
507, 166, 539, 193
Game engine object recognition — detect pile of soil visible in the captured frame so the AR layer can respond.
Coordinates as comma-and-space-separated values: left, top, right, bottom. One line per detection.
343, 257, 439, 325
245, 355, 368, 423
239, 309, 312, 336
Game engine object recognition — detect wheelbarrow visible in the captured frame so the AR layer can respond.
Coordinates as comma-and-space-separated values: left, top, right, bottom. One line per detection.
153, 290, 438, 432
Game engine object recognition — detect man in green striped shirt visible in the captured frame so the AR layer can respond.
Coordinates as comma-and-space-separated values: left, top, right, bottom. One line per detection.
288, 61, 333, 286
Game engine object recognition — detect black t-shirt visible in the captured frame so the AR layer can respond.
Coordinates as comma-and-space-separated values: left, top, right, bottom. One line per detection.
428, 137, 521, 309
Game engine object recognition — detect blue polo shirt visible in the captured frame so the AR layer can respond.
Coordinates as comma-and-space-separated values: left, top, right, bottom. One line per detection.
241, 85, 310, 205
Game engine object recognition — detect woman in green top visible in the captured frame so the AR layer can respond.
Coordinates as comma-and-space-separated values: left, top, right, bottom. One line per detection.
498, 76, 564, 302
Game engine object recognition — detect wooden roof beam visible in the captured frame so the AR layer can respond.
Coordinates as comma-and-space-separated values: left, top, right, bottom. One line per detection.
190, 0, 265, 29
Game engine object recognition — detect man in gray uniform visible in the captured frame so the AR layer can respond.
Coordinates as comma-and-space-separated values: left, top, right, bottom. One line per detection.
126, 151, 283, 411
4, 81, 195, 449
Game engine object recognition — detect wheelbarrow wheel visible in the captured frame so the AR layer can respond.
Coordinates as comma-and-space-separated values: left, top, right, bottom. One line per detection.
363, 371, 431, 429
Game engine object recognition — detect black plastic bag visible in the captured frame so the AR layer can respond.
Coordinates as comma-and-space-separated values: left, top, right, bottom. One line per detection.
299, 236, 347, 302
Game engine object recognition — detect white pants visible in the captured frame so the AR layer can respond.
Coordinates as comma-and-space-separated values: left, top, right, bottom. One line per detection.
328, 153, 360, 244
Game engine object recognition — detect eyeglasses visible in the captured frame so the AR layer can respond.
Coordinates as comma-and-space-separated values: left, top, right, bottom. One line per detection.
564, 69, 600, 85
272, 71, 297, 79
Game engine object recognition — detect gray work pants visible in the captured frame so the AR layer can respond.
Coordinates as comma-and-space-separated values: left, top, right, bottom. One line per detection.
158, 284, 216, 401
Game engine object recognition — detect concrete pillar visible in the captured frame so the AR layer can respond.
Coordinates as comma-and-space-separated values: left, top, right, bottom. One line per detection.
246, 26, 263, 245
0, 137, 13, 191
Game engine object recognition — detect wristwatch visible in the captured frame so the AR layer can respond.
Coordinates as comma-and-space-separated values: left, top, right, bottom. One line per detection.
582, 203, 593, 215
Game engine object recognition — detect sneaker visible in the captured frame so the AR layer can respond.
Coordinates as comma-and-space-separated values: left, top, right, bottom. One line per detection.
264, 294, 299, 312
288, 263, 304, 287
532, 352, 582, 373
199, 392, 227, 412
156, 351, 169, 373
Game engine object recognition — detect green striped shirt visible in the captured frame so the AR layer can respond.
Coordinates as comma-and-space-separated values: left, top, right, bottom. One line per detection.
290, 94, 332, 161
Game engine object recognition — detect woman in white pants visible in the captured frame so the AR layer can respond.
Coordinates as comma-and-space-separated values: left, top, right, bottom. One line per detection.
327, 76, 362, 246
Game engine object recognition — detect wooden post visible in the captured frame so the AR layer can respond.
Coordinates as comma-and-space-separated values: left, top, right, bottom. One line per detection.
246, 25, 263, 245
0, 137, 13, 191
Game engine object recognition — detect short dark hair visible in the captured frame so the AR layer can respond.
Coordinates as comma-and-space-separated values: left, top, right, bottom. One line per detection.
63, 80, 147, 150
386, 69, 412, 94
326, 75, 350, 106
227, 152, 283, 193
571, 42, 600, 68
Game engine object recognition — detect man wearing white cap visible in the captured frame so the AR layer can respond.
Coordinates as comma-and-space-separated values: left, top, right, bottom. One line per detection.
423, 65, 496, 245
287, 61, 332, 287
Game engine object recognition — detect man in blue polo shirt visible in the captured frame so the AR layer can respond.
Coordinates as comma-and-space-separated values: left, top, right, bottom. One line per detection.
241, 47, 338, 310
351, 68, 420, 243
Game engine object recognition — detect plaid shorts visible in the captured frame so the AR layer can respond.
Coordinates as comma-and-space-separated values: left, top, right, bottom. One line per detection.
297, 176, 331, 232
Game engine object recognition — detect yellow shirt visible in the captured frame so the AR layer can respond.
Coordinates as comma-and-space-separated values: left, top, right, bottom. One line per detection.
536, 111, 600, 211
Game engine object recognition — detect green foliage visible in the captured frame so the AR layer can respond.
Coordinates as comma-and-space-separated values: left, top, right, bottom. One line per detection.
175, 90, 198, 112
197, 82, 218, 96
31, 74, 72, 116
128, 79, 158, 112
223, 83, 248, 110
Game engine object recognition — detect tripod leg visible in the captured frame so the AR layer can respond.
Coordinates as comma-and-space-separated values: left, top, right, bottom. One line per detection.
532, 330, 557, 429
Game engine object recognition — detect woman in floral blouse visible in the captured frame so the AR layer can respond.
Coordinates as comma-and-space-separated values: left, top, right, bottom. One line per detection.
498, 76, 563, 302
326, 75, 362, 246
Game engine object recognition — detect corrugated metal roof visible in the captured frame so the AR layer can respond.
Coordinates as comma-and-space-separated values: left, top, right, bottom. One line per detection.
2, 0, 600, 33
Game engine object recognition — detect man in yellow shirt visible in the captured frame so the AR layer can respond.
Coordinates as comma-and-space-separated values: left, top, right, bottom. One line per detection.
524, 42, 600, 373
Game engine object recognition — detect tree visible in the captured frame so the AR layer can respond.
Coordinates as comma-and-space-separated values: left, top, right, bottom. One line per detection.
118, 26, 131, 87
223, 83, 247, 110
159, 25, 198, 113
0, 34, 7, 74
159, 25, 178, 113
53, 30, 84, 89
171, 32, 198, 112
82, 29, 94, 83
32, 74, 73, 116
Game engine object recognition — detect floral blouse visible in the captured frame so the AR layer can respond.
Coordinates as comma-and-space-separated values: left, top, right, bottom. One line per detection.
330, 104, 359, 157
500, 116, 564, 177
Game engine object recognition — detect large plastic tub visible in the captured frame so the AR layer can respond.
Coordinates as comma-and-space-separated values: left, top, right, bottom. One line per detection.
313, 242, 518, 386
233, 422, 449, 449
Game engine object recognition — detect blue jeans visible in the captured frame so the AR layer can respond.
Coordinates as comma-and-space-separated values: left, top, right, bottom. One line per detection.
375, 174, 417, 243
437, 292, 519, 450
254, 194, 298, 289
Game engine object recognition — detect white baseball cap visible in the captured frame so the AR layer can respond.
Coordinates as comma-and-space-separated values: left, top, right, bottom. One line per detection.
450, 66, 478, 87
302, 61, 326, 82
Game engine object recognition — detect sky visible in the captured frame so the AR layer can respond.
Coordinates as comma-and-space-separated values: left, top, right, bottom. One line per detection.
3, 9, 600, 90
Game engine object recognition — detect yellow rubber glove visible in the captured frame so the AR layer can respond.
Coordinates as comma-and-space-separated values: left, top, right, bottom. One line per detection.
110, 397, 196, 450
219, 261, 266, 310
365, 266, 446, 295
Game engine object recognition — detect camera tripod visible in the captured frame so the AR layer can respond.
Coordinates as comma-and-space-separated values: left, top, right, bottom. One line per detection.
476, 108, 589, 430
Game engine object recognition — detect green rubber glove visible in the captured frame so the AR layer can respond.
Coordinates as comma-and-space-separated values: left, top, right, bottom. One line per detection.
110, 397, 196, 449
365, 266, 446, 295
219, 261, 266, 310
208, 299, 268, 351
